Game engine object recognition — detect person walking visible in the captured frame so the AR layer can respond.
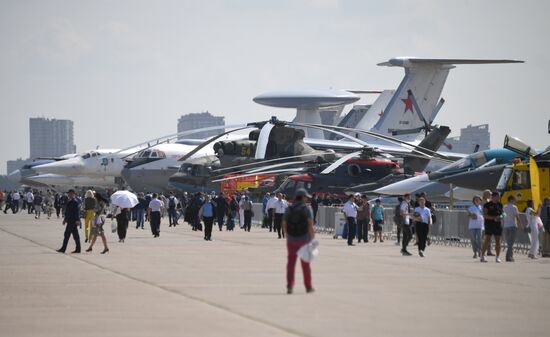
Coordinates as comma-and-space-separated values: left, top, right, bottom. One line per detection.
54, 193, 61, 218
467, 196, 484, 259
227, 195, 238, 231
400, 193, 413, 256
356, 195, 370, 243
167, 192, 179, 227
215, 192, 229, 231
135, 192, 147, 229
482, 189, 495, 256
371, 199, 384, 243
413, 196, 432, 257
59, 193, 68, 218
261, 192, 270, 228
240, 194, 253, 232
2, 192, 12, 214
283, 188, 315, 294
26, 190, 34, 214
342, 194, 358, 246
541, 198, 550, 257
116, 208, 129, 242
273, 192, 288, 239
33, 191, 43, 219
11, 190, 20, 213
86, 193, 109, 254
56, 189, 81, 254
266, 193, 277, 232
502, 195, 522, 262
199, 194, 216, 241
148, 193, 163, 238
480, 192, 504, 263
394, 197, 404, 246
311, 194, 319, 224
525, 199, 542, 259
83, 190, 96, 243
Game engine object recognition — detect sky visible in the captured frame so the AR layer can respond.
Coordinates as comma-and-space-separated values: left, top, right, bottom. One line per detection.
0, 0, 548, 174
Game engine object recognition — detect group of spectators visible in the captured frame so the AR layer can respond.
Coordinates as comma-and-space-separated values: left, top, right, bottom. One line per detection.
1, 189, 70, 219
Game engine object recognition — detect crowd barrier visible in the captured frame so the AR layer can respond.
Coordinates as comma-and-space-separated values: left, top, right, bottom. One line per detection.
250, 203, 538, 254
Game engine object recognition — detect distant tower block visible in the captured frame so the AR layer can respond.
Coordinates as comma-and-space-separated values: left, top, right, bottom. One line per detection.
253, 89, 360, 139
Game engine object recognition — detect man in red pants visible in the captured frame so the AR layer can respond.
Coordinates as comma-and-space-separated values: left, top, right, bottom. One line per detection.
283, 188, 315, 294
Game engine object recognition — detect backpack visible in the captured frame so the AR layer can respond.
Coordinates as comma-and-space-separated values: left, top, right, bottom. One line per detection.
168, 197, 176, 209
286, 203, 309, 237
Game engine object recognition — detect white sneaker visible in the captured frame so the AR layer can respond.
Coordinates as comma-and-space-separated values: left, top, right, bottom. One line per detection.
480, 256, 488, 263
496, 257, 502, 263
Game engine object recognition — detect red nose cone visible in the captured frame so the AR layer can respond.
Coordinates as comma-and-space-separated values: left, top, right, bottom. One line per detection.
289, 174, 314, 182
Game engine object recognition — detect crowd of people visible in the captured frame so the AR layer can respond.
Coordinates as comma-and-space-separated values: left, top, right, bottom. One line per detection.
2, 187, 549, 293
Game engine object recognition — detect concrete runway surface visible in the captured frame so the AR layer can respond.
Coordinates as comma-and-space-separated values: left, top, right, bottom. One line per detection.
1, 213, 549, 337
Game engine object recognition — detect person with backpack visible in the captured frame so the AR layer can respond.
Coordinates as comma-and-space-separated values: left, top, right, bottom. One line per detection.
167, 192, 179, 227
283, 188, 315, 294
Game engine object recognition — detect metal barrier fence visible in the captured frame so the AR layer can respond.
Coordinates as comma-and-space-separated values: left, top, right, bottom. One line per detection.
250, 203, 537, 254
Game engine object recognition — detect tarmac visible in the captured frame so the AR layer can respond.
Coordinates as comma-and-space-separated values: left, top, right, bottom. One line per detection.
1, 212, 549, 337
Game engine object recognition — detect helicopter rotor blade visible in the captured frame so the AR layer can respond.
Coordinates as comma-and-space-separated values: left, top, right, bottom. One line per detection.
178, 125, 255, 162
320, 151, 363, 174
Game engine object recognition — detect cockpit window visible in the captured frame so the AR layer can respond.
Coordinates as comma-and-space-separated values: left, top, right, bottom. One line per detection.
470, 152, 487, 167
438, 157, 473, 173
82, 153, 91, 159
151, 152, 158, 158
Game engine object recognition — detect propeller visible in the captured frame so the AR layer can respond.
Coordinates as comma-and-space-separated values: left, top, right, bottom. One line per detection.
320, 151, 363, 174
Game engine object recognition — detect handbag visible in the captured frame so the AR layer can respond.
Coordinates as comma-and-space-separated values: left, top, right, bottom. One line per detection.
111, 219, 117, 233
94, 215, 104, 226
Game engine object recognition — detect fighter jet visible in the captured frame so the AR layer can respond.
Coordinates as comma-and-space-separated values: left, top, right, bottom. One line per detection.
373, 148, 521, 197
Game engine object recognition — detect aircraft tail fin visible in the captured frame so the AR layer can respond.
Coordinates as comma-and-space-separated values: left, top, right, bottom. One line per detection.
403, 125, 451, 173
368, 57, 523, 142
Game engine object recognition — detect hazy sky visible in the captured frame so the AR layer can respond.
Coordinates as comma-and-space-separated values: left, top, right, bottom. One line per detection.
1, 0, 548, 174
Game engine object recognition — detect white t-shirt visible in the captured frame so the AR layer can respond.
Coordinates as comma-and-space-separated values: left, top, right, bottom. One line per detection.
343, 201, 358, 218
400, 201, 410, 225
414, 206, 431, 223
148, 199, 163, 212
502, 203, 519, 228
526, 207, 538, 228
467, 204, 484, 229
266, 196, 277, 210
12, 192, 20, 200
274, 199, 288, 214
26, 192, 34, 202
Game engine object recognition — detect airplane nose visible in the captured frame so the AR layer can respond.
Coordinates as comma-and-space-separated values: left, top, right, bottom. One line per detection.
34, 160, 83, 176
374, 174, 430, 195
7, 170, 21, 184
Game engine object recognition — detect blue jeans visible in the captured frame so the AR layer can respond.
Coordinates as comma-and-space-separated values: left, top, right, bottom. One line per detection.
470, 228, 482, 254
168, 208, 178, 226
136, 208, 145, 228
